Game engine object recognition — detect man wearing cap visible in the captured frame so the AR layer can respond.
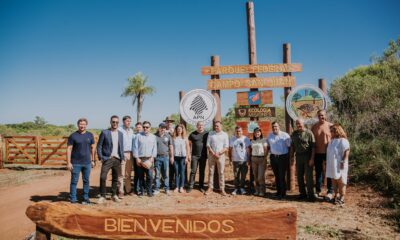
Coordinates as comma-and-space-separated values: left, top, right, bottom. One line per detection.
154, 123, 174, 195
133, 121, 157, 197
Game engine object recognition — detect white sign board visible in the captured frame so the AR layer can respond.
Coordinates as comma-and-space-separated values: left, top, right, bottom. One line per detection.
180, 89, 217, 126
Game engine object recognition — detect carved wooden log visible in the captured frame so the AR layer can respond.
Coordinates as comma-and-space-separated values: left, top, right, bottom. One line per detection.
26, 202, 297, 239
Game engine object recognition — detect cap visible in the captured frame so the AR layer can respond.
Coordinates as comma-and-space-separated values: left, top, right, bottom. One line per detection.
159, 123, 167, 128
164, 116, 175, 123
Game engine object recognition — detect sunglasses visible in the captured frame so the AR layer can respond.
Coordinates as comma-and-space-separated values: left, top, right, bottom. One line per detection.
111, 121, 119, 124
143, 126, 150, 129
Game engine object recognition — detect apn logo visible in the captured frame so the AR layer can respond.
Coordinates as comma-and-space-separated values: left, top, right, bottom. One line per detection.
190, 95, 208, 119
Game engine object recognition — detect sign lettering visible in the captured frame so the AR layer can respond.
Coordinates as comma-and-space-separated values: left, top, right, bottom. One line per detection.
235, 107, 276, 118
202, 63, 302, 75
207, 76, 295, 90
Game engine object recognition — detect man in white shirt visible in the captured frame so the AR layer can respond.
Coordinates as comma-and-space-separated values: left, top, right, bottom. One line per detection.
205, 121, 229, 196
266, 121, 291, 199
117, 116, 134, 198
229, 126, 251, 195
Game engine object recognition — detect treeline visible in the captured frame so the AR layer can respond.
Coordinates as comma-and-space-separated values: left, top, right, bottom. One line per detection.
330, 37, 400, 215
0, 116, 101, 136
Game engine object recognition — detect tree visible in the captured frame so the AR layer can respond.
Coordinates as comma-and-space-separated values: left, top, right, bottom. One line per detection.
34, 116, 47, 126
309, 90, 319, 104
121, 72, 156, 122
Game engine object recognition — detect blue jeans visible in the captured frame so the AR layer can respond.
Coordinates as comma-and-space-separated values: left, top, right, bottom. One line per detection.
70, 163, 91, 202
174, 156, 186, 188
154, 156, 169, 191
137, 164, 154, 195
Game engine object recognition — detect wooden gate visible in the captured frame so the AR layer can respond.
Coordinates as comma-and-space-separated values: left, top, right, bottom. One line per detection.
5, 136, 38, 164
38, 136, 68, 166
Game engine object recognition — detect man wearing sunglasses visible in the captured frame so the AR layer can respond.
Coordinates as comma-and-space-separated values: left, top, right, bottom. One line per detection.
133, 121, 157, 197
97, 115, 125, 203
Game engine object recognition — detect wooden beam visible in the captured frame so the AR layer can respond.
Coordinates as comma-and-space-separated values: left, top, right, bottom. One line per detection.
26, 202, 297, 239
208, 76, 295, 90
179, 91, 187, 128
202, 63, 302, 75
283, 43, 295, 192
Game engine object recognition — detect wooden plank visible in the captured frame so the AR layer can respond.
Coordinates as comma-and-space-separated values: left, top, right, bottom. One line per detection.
4, 136, 37, 139
40, 139, 67, 164
7, 138, 36, 163
208, 76, 295, 90
26, 202, 296, 239
202, 63, 302, 75
236, 90, 272, 105
236, 121, 271, 139
235, 107, 276, 118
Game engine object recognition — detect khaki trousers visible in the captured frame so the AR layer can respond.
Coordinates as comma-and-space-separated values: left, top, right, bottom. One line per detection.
118, 152, 133, 194
208, 154, 225, 190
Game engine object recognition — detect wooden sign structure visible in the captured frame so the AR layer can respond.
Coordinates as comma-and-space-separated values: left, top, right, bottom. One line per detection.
236, 90, 273, 105
202, 63, 302, 75
236, 121, 271, 139
26, 202, 297, 239
235, 107, 275, 118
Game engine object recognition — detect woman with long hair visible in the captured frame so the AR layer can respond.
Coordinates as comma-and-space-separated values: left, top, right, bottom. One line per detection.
250, 127, 268, 196
326, 124, 350, 206
173, 124, 191, 193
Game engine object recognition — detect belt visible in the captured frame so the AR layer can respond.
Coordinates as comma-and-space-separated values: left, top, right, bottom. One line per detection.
157, 154, 168, 157
270, 153, 288, 158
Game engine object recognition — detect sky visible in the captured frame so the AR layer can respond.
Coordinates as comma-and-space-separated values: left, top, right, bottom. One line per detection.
0, 0, 399, 128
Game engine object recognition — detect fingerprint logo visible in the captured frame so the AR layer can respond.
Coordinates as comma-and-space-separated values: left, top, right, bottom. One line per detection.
190, 95, 208, 116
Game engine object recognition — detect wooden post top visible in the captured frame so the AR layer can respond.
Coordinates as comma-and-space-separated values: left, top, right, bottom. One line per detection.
26, 202, 297, 239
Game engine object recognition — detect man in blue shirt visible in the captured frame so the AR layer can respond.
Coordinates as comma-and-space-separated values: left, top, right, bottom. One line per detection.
97, 115, 124, 203
133, 121, 157, 197
67, 118, 95, 204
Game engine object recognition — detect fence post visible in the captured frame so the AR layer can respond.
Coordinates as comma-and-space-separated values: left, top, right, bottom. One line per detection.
0, 135, 3, 169
36, 136, 41, 165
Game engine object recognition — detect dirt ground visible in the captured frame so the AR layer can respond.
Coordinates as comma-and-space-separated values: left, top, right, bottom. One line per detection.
0, 163, 399, 240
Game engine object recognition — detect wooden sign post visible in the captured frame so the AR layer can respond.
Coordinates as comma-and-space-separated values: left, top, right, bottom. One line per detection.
26, 202, 297, 239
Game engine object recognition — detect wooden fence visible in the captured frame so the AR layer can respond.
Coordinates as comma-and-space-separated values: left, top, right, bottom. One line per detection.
3, 135, 98, 166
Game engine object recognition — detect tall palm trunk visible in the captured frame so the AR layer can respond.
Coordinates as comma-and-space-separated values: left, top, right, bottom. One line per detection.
137, 94, 143, 123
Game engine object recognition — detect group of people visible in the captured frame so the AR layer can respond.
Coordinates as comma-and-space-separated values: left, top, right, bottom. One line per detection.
67, 110, 350, 206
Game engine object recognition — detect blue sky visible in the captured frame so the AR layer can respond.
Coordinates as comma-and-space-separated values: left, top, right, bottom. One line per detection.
0, 0, 399, 128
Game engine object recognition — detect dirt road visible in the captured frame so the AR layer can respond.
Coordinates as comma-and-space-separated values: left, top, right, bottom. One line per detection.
0, 165, 398, 240
0, 167, 101, 240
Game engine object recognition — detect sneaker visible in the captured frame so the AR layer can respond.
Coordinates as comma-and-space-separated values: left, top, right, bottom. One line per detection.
205, 188, 213, 195
148, 192, 154, 197
165, 190, 171, 195
112, 195, 121, 203
220, 190, 227, 196
174, 188, 179, 193
153, 190, 160, 195
70, 201, 78, 204
118, 193, 124, 199
296, 194, 307, 200
186, 188, 192, 193
97, 196, 106, 204
240, 188, 247, 195
179, 187, 184, 193
253, 190, 259, 196
231, 189, 238, 195
258, 191, 265, 197
82, 200, 92, 205
325, 193, 333, 201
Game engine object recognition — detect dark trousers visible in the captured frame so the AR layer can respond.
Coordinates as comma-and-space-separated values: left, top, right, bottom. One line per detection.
133, 159, 140, 193
189, 155, 207, 189
137, 164, 153, 194
270, 153, 289, 197
100, 157, 121, 197
296, 154, 314, 197
233, 161, 248, 189
249, 164, 255, 192
169, 162, 176, 189
315, 153, 333, 194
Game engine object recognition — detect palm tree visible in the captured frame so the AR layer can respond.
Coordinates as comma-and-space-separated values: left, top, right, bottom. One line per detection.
121, 72, 155, 122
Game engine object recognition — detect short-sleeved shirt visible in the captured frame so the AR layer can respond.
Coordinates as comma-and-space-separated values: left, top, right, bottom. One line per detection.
266, 131, 291, 155
251, 138, 267, 157
291, 129, 315, 155
174, 137, 187, 157
188, 131, 209, 158
229, 135, 251, 162
155, 132, 172, 156
67, 131, 94, 165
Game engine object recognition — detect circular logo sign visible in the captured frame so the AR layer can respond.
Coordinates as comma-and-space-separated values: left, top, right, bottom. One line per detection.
286, 84, 329, 124
180, 89, 217, 126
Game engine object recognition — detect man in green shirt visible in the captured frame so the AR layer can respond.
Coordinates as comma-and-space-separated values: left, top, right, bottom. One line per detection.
290, 118, 316, 202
